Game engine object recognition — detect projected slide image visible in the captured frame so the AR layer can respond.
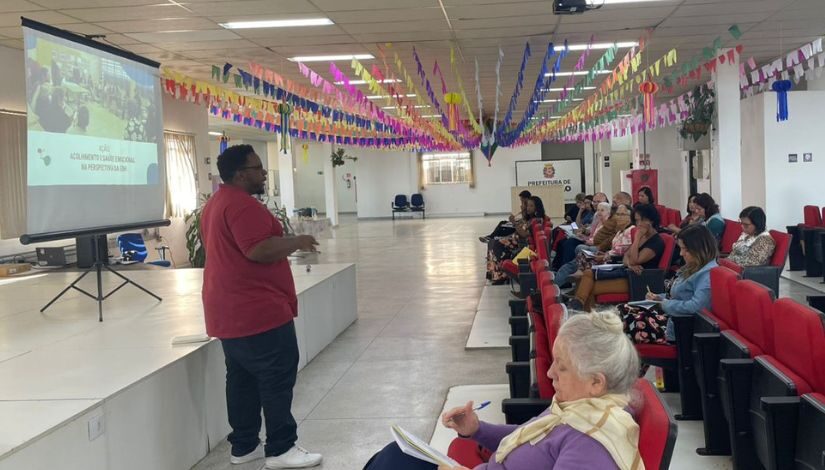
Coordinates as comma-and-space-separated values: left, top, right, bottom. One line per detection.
25, 29, 161, 187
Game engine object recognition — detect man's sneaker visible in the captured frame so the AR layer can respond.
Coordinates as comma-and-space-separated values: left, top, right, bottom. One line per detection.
265, 445, 323, 469
230, 443, 264, 465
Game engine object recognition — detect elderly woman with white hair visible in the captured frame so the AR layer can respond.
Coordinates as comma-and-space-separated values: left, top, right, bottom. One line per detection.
362, 312, 644, 470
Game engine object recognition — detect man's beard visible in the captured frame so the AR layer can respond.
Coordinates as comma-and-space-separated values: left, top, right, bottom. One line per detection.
252, 185, 265, 195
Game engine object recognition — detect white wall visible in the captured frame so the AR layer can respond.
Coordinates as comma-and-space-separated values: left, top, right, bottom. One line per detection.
0, 45, 24, 112
740, 95, 767, 209
644, 127, 688, 211
761, 91, 825, 230
354, 144, 545, 218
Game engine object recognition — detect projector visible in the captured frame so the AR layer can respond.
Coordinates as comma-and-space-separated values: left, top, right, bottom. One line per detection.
553, 0, 597, 14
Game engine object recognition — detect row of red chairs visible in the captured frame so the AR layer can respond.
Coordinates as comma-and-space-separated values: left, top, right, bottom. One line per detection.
686, 266, 825, 470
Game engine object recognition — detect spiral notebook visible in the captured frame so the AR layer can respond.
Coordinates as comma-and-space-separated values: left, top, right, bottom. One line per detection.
390, 425, 459, 467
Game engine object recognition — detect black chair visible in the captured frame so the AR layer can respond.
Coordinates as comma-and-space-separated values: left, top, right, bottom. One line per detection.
391, 194, 410, 220
409, 193, 425, 218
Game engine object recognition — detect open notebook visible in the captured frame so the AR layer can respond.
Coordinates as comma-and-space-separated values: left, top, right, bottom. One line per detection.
391, 425, 459, 467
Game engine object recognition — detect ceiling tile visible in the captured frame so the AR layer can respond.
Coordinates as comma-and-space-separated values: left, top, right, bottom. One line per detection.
0, 1, 44, 13
97, 17, 219, 34
1, 10, 79, 27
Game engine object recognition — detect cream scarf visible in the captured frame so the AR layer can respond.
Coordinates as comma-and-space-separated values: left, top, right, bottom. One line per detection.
494, 394, 644, 470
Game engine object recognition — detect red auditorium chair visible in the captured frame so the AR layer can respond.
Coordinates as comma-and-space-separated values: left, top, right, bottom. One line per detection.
792, 205, 825, 277
720, 218, 743, 256
717, 229, 791, 295
789, 393, 825, 470
720, 299, 825, 470
595, 232, 676, 305
503, 303, 565, 424
691, 266, 740, 455
635, 379, 679, 470
450, 379, 678, 470
715, 281, 776, 469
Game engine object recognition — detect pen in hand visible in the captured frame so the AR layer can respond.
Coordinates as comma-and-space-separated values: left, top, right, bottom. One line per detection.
447, 401, 491, 422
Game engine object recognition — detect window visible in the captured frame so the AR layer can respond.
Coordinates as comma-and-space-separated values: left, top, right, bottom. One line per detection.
163, 131, 198, 218
421, 152, 472, 185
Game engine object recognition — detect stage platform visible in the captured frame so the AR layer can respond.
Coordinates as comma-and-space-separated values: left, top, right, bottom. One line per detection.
0, 263, 356, 470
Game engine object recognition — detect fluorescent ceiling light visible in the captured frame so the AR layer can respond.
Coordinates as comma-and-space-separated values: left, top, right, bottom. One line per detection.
382, 105, 429, 109
535, 98, 584, 103
208, 131, 223, 136
367, 94, 416, 99
220, 18, 334, 29
542, 86, 596, 91
558, 41, 637, 52
289, 54, 373, 62
335, 78, 400, 85
545, 70, 611, 77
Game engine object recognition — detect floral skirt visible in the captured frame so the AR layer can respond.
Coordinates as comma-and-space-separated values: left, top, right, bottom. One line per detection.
486, 236, 520, 282
618, 303, 668, 344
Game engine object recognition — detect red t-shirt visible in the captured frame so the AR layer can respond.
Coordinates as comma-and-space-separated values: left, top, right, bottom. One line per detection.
200, 184, 297, 339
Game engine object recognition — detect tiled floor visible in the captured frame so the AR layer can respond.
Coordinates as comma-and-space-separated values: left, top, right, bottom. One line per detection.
191, 216, 822, 470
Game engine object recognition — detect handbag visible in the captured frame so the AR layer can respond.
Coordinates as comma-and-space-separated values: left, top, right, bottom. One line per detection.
593, 266, 628, 281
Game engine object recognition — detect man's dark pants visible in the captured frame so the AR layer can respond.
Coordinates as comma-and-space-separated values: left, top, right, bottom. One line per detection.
220, 320, 299, 458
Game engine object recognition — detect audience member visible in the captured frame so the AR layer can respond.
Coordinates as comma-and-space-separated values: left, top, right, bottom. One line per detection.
693, 193, 724, 240
666, 194, 700, 234
363, 312, 643, 470
564, 193, 585, 223
636, 187, 655, 206
555, 204, 631, 287
611, 191, 632, 209
622, 224, 717, 344
567, 204, 665, 312
727, 206, 776, 266
479, 190, 532, 243
486, 196, 546, 284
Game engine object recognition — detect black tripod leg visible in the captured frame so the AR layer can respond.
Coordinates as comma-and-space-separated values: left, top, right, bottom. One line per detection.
104, 265, 162, 302
41, 270, 92, 312
96, 262, 104, 322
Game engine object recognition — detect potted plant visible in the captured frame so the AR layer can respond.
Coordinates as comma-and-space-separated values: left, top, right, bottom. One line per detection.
184, 193, 210, 268
679, 85, 715, 142
330, 147, 357, 167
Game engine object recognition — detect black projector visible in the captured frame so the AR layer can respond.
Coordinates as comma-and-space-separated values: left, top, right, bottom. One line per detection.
553, 0, 592, 14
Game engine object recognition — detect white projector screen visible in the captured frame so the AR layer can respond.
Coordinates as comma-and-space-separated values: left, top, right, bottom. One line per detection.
22, 20, 166, 239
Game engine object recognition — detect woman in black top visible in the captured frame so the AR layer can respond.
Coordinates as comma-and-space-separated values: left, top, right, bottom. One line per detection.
568, 204, 666, 311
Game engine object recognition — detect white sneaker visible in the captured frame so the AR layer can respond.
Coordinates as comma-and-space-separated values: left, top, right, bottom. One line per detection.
230, 443, 264, 465
264, 445, 323, 469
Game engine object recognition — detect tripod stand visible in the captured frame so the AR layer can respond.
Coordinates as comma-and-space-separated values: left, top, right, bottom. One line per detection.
40, 235, 162, 321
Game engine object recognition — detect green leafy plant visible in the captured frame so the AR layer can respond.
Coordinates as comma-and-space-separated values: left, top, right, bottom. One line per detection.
679, 85, 715, 142
184, 193, 211, 268
330, 147, 357, 167
270, 198, 295, 235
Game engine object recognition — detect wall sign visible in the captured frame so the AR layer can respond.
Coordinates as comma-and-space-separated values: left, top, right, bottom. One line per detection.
515, 159, 585, 204
789, 153, 798, 163
804, 153, 813, 162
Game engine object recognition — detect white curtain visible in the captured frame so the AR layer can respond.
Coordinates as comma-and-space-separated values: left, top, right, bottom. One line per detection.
163, 131, 198, 218
0, 112, 27, 239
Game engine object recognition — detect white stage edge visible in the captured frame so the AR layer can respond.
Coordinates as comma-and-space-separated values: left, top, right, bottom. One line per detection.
465, 285, 513, 349
0, 264, 356, 470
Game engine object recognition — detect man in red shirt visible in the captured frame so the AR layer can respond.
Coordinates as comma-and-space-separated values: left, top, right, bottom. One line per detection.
201, 144, 322, 469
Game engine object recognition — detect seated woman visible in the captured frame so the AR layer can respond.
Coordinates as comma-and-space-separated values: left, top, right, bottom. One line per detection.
362, 312, 643, 470
486, 196, 546, 284
567, 204, 665, 312
551, 198, 601, 271
727, 206, 776, 267
635, 186, 655, 207
479, 190, 531, 243
554, 203, 627, 287
665, 193, 700, 234
622, 224, 718, 344
692, 193, 724, 241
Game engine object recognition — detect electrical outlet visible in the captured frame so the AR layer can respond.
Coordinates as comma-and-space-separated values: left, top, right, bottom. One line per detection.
87, 414, 105, 441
